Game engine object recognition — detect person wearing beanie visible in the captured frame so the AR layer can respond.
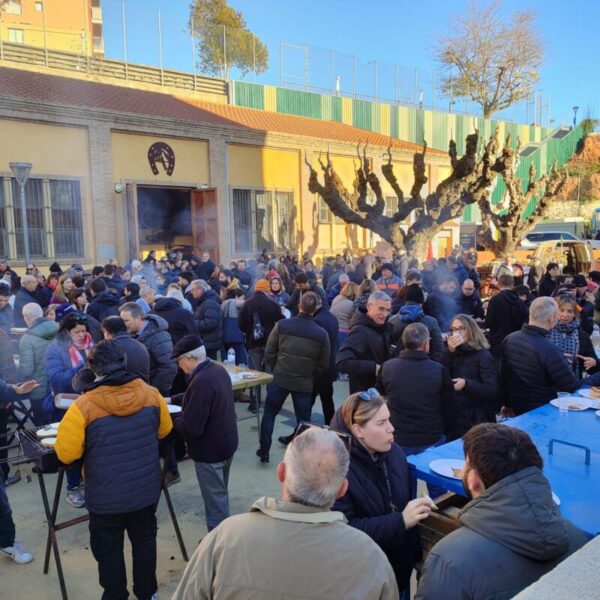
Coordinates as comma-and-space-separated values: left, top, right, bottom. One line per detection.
285, 272, 328, 317
254, 279, 271, 294
171, 334, 238, 531
376, 263, 404, 298
389, 284, 443, 361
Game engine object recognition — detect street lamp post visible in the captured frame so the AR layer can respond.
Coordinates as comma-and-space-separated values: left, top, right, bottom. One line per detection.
573, 106, 579, 127
9, 162, 32, 265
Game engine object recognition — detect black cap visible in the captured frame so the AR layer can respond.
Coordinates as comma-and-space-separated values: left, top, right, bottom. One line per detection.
405, 283, 424, 304
572, 274, 587, 287
382, 263, 394, 272
171, 334, 204, 359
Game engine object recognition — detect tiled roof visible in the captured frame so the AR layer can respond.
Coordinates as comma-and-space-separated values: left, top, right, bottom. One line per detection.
0, 67, 446, 155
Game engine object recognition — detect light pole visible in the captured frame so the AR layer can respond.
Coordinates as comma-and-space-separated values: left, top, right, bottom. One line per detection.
9, 162, 32, 265
573, 106, 579, 127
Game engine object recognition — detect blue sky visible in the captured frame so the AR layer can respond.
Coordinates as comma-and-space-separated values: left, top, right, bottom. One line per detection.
102, 0, 598, 127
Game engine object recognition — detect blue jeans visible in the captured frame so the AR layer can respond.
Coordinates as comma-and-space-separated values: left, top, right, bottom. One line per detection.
259, 381, 311, 453
0, 474, 15, 547
66, 464, 82, 491
401, 436, 447, 500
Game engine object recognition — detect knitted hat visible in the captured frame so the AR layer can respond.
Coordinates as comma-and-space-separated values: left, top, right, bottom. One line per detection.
382, 263, 394, 273
572, 274, 587, 288
255, 279, 270, 293
405, 283, 424, 304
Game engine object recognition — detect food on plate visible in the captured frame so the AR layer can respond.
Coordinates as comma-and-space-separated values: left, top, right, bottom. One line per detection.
451, 467, 464, 478
568, 403, 583, 410
590, 387, 600, 398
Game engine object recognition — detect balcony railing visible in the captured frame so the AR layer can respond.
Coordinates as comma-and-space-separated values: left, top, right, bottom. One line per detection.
93, 36, 104, 55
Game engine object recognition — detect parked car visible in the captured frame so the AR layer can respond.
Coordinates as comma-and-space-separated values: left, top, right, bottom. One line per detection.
519, 231, 580, 249
533, 240, 594, 273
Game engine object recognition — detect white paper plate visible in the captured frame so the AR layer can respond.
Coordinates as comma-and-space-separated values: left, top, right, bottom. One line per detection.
429, 458, 466, 479
595, 410, 600, 418
36, 423, 60, 438
549, 398, 592, 411
167, 404, 182, 414
41, 437, 57, 448
552, 492, 561, 506
577, 389, 600, 408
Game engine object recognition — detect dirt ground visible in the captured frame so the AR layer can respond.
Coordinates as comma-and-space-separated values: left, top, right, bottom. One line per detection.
2, 385, 350, 599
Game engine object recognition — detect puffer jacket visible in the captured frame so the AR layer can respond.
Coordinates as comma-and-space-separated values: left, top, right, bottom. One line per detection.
238, 291, 283, 350
13, 287, 39, 327
285, 283, 329, 316
416, 466, 588, 600
337, 312, 391, 393
441, 345, 498, 439
378, 349, 453, 447
135, 314, 177, 395
484, 289, 528, 354
55, 372, 172, 514
17, 317, 58, 401
330, 410, 421, 591
389, 303, 443, 362
87, 291, 121, 322
330, 295, 355, 331
264, 313, 330, 393
152, 297, 197, 345
501, 325, 579, 415
45, 336, 87, 395
193, 289, 223, 351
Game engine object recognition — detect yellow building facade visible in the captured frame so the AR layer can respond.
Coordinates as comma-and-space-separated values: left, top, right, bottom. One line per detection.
0, 0, 103, 56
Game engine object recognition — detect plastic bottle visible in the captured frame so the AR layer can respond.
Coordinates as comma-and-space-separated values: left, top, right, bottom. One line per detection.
227, 348, 236, 365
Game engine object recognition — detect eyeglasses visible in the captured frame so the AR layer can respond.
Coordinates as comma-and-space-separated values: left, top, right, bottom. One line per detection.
74, 315, 87, 325
451, 325, 467, 333
294, 422, 352, 452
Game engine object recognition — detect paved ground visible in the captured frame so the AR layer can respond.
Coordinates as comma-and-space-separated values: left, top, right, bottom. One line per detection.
2, 382, 351, 599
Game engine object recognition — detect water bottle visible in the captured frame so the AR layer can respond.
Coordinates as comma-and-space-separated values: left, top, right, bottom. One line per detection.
227, 348, 236, 366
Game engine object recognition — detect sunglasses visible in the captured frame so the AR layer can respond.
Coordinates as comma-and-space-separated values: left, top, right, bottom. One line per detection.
74, 315, 88, 325
357, 387, 380, 402
294, 422, 352, 452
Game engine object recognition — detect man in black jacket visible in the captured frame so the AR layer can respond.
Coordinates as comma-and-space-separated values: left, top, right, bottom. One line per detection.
258, 293, 330, 463
238, 279, 283, 375
458, 279, 485, 322
484, 274, 528, 358
190, 280, 222, 360
102, 316, 150, 382
13, 275, 40, 327
424, 276, 459, 333
119, 303, 177, 396
501, 297, 579, 415
152, 292, 197, 345
416, 424, 587, 600
172, 335, 238, 532
286, 272, 328, 316
337, 291, 392, 393
87, 278, 121, 323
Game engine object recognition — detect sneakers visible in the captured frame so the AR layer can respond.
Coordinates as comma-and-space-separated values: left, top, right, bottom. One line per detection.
0, 540, 34, 564
163, 470, 181, 488
255, 448, 269, 463
278, 434, 295, 447
66, 486, 85, 508
5, 470, 21, 486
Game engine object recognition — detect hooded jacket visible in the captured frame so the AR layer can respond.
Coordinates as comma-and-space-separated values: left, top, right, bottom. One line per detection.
135, 314, 177, 395
389, 303, 443, 362
330, 410, 421, 591
193, 289, 223, 351
485, 289, 528, 354
87, 290, 121, 323
55, 372, 172, 514
416, 466, 588, 600
238, 291, 284, 350
17, 317, 58, 401
337, 312, 391, 393
152, 297, 197, 345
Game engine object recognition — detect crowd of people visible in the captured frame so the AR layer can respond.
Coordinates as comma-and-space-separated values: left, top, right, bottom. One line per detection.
0, 246, 597, 599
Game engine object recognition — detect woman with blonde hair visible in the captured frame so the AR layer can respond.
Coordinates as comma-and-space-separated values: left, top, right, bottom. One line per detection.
331, 281, 359, 345
331, 389, 432, 595
549, 295, 598, 378
352, 278, 376, 315
442, 314, 497, 439
50, 274, 74, 305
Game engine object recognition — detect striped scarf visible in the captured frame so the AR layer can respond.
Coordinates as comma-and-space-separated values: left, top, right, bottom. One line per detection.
548, 320, 579, 373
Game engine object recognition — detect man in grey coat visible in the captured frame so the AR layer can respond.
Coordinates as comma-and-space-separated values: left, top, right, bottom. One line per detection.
416, 423, 588, 600
18, 303, 58, 424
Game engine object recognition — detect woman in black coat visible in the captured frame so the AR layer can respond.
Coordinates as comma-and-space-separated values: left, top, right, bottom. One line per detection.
442, 314, 498, 440
548, 295, 599, 378
331, 390, 434, 595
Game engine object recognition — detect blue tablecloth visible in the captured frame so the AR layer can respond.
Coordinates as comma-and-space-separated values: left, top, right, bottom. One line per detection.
408, 400, 600, 536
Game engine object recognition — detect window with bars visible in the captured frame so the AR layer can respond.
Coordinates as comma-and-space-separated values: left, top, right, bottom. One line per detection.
232, 189, 293, 253
4, 1, 22, 15
2, 178, 84, 260
385, 196, 399, 218
318, 197, 331, 223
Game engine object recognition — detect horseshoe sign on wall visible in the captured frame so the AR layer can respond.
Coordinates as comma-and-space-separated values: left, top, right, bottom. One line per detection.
148, 141, 175, 176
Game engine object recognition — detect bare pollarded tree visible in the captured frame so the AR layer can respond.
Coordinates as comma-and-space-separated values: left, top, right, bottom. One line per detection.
307, 130, 567, 260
